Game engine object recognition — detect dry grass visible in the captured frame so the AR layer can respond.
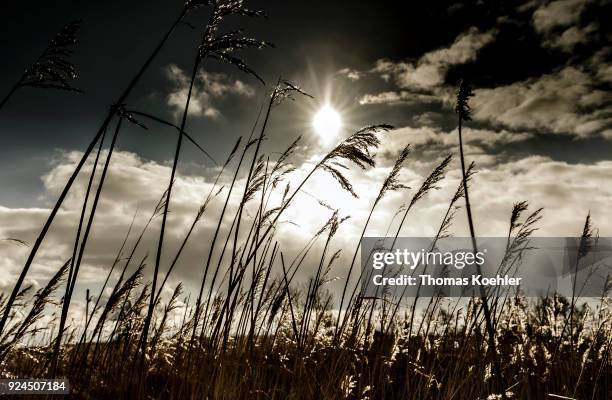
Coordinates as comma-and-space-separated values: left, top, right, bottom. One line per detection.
0, 1, 610, 399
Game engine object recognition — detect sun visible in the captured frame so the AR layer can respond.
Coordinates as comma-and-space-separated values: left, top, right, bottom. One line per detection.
313, 104, 342, 140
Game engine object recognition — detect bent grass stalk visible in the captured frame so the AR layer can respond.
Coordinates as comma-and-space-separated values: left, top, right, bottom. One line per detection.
456, 79, 505, 395
52, 117, 125, 376
1, 6, 610, 398
334, 144, 411, 341
142, 0, 270, 360
0, 4, 192, 337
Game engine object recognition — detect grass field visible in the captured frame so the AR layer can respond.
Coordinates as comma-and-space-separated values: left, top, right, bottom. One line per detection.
0, 1, 610, 399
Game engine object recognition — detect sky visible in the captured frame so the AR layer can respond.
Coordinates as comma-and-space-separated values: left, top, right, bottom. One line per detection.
1, 0, 612, 313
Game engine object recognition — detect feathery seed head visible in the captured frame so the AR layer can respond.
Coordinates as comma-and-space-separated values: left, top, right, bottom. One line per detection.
455, 79, 474, 122
377, 144, 411, 204
20, 20, 82, 93
191, 1, 271, 84
409, 155, 452, 209
319, 124, 391, 197
272, 80, 313, 105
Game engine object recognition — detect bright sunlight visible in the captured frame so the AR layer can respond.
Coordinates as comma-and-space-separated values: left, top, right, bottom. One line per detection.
312, 104, 342, 140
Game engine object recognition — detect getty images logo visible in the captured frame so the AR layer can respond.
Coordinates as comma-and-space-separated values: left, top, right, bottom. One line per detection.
371, 248, 487, 270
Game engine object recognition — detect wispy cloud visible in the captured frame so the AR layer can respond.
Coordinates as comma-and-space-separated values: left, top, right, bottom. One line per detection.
165, 64, 255, 119
358, 91, 441, 106
337, 67, 362, 81
381, 126, 533, 152
355, 27, 495, 106
532, 0, 585, 35
544, 23, 598, 50
471, 63, 612, 137
372, 27, 496, 91
531, 0, 599, 51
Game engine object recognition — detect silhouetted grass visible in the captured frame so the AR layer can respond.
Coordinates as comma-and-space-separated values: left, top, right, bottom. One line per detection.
0, 2, 610, 400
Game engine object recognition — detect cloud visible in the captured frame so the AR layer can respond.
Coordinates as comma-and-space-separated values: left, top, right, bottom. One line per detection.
532, 0, 585, 35
355, 14, 612, 138
337, 68, 362, 81
2, 137, 612, 321
372, 27, 496, 91
165, 64, 255, 119
530, 0, 603, 51
471, 156, 612, 233
376, 127, 612, 238
1, 150, 222, 306
387, 126, 533, 149
596, 63, 612, 83
358, 91, 441, 106
355, 27, 495, 107
545, 23, 598, 50
471, 65, 612, 137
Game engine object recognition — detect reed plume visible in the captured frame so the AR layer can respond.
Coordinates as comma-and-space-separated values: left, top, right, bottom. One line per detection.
0, 0, 201, 337
142, 0, 270, 361
335, 144, 411, 339
0, 20, 82, 110
455, 78, 505, 396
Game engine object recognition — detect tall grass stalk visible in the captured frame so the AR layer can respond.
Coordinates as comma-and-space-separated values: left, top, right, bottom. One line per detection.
192, 136, 249, 345
142, 0, 269, 359
335, 154, 452, 340
69, 220, 135, 369
199, 109, 266, 334
456, 79, 505, 395
416, 162, 474, 337
219, 80, 311, 341
239, 124, 392, 288
52, 117, 125, 376
152, 138, 240, 307
334, 144, 411, 340
375, 155, 452, 334
0, 3, 194, 336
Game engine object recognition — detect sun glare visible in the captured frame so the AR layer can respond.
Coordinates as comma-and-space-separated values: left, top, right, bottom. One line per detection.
313, 104, 342, 140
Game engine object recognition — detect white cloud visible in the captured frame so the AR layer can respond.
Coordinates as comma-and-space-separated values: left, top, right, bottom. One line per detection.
546, 23, 597, 50
337, 68, 362, 81
165, 64, 255, 119
2, 138, 611, 322
530, 0, 600, 51
372, 28, 496, 91
471, 65, 612, 137
532, 0, 585, 34
358, 91, 441, 106
376, 128, 612, 238
384, 126, 533, 150
356, 27, 495, 107
597, 64, 612, 83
